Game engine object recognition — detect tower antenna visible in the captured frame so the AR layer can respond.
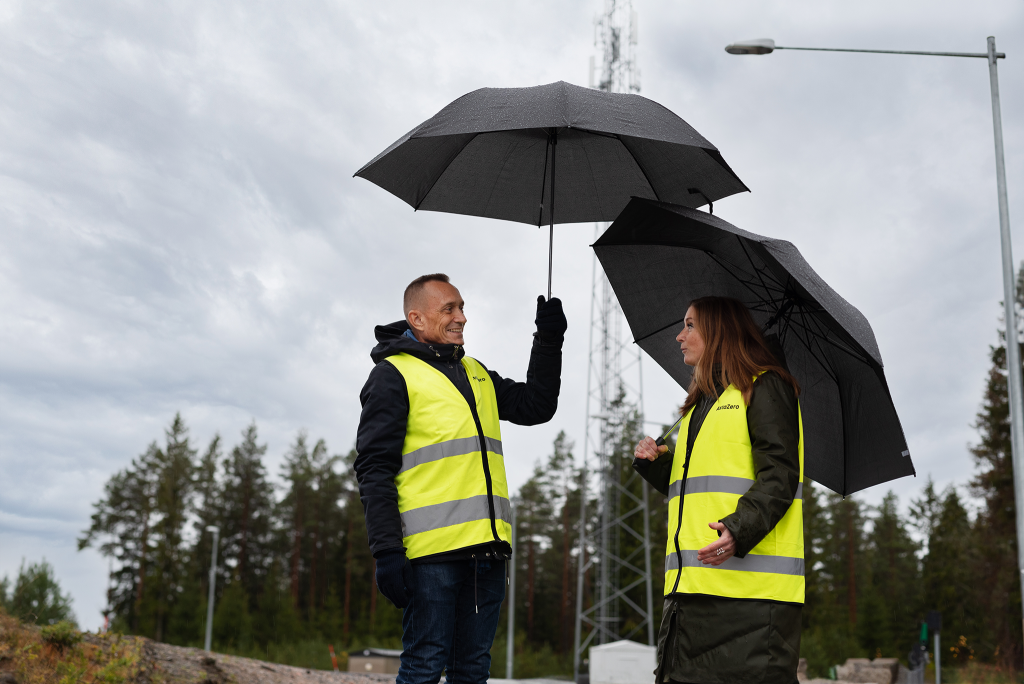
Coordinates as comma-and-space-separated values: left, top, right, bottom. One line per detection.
573, 2, 654, 680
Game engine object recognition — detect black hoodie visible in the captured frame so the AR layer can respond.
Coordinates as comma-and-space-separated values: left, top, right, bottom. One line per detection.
354, 319, 563, 562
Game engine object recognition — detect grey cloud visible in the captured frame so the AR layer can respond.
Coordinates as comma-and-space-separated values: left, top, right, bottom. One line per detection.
1, 0, 1023, 627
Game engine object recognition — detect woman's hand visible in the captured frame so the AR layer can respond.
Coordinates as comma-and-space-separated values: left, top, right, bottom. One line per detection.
697, 522, 736, 565
634, 436, 668, 461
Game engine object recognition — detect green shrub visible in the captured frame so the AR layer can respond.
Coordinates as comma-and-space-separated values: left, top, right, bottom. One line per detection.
40, 620, 82, 653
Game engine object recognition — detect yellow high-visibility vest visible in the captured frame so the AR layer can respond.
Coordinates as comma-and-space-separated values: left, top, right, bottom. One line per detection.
386, 352, 511, 560
664, 379, 805, 603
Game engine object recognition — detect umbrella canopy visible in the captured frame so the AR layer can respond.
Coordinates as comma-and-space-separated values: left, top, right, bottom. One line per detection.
593, 198, 915, 496
355, 81, 749, 296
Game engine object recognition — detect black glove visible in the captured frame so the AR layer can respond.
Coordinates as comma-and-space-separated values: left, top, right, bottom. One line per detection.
535, 295, 567, 337
375, 549, 412, 608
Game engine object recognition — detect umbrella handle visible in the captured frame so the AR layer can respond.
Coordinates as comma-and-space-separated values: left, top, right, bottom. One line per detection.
655, 415, 685, 448
547, 225, 553, 300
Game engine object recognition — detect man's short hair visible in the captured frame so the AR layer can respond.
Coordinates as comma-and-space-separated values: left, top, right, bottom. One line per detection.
404, 273, 450, 315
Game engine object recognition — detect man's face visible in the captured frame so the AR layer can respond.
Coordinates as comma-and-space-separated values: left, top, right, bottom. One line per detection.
408, 281, 467, 345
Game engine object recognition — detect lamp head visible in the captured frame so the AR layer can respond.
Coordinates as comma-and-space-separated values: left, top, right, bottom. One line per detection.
725, 39, 775, 55
206, 525, 220, 534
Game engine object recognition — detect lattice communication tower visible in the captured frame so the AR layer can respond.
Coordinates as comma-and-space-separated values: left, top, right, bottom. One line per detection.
573, 2, 655, 680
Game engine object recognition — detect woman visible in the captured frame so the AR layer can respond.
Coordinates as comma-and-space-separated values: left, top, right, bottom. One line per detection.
634, 296, 803, 684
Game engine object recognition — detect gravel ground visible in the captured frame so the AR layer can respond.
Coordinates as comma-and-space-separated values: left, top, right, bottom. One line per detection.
147, 641, 397, 684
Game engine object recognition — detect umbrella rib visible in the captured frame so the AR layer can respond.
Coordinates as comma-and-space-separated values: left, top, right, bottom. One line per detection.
633, 315, 687, 345
734, 239, 805, 335
616, 135, 662, 201
631, 251, 781, 345
786, 303, 860, 359
785, 311, 840, 385
791, 302, 851, 495
737, 237, 784, 299
576, 127, 621, 140
536, 134, 552, 227
777, 298, 840, 382
413, 133, 481, 211
793, 308, 871, 366
703, 251, 785, 303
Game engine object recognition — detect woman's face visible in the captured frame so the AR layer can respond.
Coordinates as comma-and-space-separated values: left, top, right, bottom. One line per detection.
676, 305, 705, 367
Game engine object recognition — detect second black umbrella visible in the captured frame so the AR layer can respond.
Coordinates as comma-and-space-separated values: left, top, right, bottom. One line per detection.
594, 198, 915, 496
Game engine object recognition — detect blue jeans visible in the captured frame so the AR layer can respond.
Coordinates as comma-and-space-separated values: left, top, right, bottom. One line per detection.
397, 558, 506, 684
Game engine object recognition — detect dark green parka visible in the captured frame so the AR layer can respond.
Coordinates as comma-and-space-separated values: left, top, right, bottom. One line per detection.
634, 371, 802, 684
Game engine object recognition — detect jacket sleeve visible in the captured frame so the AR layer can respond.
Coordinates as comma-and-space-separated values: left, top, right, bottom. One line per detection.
486, 333, 563, 426
720, 372, 802, 558
354, 361, 408, 558
632, 450, 674, 497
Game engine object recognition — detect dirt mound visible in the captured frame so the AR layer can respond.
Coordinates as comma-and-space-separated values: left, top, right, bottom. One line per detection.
0, 609, 393, 684
148, 641, 396, 684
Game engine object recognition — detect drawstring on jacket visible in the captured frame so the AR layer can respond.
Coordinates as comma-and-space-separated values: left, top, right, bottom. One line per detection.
474, 556, 479, 614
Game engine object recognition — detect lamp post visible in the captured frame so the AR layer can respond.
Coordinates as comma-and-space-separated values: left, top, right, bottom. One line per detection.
204, 525, 220, 652
726, 36, 1024, 645
506, 501, 517, 680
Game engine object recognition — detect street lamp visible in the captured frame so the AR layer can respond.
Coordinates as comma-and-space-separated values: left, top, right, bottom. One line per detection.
204, 525, 220, 653
727, 36, 1023, 655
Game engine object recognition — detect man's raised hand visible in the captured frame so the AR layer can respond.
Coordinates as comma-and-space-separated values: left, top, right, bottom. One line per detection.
535, 296, 567, 337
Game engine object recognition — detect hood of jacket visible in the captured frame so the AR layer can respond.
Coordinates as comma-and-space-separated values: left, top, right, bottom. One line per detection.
370, 320, 467, 365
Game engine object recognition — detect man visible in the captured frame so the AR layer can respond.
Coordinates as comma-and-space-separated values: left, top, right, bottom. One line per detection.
355, 273, 566, 684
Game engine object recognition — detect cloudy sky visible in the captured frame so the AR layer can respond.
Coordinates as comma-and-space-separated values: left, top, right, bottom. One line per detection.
2, 0, 1023, 630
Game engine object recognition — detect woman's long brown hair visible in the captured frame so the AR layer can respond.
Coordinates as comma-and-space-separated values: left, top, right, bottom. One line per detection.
680, 296, 800, 415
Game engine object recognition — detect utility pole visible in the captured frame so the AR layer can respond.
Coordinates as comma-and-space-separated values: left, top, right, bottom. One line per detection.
574, 1, 655, 681
204, 525, 220, 652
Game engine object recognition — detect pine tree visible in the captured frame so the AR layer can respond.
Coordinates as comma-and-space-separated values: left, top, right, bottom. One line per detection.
0, 575, 10, 612
147, 414, 197, 641
860, 492, 920, 658
220, 422, 275, 607
518, 461, 554, 642
968, 263, 1024, 668
253, 561, 301, 649
279, 432, 314, 611
214, 581, 253, 650
802, 477, 825, 630
337, 447, 370, 644
172, 434, 225, 645
306, 439, 344, 629
921, 487, 981, 659
7, 560, 75, 626
79, 442, 160, 632
802, 493, 866, 672
547, 431, 578, 654
193, 434, 224, 585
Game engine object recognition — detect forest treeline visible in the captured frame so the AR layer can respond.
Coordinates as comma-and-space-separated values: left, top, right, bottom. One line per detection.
77, 300, 1024, 678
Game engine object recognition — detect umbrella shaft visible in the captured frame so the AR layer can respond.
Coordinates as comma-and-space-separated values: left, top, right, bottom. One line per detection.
547, 130, 557, 300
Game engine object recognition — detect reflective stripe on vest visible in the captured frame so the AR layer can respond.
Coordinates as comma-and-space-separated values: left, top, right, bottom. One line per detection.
664, 379, 805, 604
667, 476, 804, 501
386, 353, 511, 559
399, 436, 504, 474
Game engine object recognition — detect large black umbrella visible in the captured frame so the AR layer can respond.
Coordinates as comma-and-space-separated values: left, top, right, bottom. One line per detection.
594, 198, 915, 496
355, 81, 748, 297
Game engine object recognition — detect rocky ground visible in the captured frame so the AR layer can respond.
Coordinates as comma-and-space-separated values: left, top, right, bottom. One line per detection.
0, 608, 396, 684
1, 608, 912, 684
146, 640, 396, 684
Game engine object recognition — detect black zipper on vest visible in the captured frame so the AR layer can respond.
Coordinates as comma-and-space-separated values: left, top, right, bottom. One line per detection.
670, 393, 713, 595
670, 446, 693, 595
455, 356, 501, 542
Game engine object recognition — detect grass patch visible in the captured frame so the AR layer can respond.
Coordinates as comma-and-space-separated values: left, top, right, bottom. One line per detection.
0, 608, 146, 684
942, 663, 1024, 684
